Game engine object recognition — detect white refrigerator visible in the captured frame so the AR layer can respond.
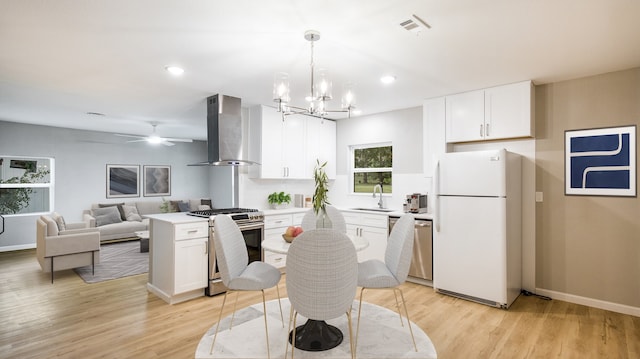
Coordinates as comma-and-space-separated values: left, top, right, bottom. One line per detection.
433, 149, 522, 308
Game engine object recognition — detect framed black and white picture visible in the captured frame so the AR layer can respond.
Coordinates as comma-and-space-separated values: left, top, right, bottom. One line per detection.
143, 165, 171, 197
106, 164, 140, 198
565, 125, 636, 197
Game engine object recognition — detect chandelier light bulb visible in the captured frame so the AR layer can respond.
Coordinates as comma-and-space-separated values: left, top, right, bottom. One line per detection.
342, 82, 357, 109
314, 68, 332, 101
273, 72, 290, 103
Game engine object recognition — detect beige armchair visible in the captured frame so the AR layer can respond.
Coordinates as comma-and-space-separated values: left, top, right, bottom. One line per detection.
36, 215, 100, 283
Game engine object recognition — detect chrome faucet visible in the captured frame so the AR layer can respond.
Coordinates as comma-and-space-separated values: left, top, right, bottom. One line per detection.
372, 183, 384, 209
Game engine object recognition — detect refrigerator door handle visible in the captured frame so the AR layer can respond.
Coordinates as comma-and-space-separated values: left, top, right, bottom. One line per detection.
434, 160, 441, 232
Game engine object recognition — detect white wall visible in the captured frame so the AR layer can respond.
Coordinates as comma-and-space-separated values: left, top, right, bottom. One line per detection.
333, 106, 427, 210
0, 121, 211, 250
237, 106, 427, 212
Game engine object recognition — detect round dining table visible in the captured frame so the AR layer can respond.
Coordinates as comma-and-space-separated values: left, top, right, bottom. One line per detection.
262, 233, 369, 352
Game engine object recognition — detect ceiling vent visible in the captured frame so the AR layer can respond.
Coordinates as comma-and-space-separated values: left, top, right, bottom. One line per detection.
400, 14, 431, 34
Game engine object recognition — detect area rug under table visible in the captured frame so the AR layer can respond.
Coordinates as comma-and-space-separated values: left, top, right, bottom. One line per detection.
196, 298, 437, 359
74, 240, 148, 283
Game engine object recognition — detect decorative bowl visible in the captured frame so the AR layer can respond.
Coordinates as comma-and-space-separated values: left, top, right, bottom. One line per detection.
282, 234, 295, 243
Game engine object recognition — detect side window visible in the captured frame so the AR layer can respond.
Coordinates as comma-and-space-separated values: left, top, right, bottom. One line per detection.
0, 157, 53, 215
350, 144, 392, 194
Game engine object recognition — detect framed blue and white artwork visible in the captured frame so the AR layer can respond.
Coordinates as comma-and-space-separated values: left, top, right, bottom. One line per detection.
565, 125, 636, 197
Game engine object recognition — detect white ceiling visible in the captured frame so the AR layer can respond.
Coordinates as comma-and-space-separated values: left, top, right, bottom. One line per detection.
1, 0, 640, 141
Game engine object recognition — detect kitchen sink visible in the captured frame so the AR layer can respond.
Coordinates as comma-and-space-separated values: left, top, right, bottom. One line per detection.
349, 207, 396, 213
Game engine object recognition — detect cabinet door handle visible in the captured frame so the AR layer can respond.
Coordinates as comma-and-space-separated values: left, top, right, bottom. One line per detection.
480, 124, 483, 137
204, 241, 208, 255
485, 123, 490, 137
274, 220, 283, 224
187, 230, 198, 234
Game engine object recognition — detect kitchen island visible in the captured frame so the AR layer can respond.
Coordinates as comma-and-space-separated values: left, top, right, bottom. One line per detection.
145, 213, 209, 304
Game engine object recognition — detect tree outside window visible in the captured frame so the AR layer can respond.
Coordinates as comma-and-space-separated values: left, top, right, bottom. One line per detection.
0, 157, 52, 215
351, 144, 392, 193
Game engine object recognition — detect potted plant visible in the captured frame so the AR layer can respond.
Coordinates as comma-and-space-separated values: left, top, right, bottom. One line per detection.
312, 160, 332, 228
267, 191, 291, 209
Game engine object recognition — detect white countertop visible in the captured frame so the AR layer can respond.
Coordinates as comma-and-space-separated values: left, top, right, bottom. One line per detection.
144, 212, 209, 224
261, 206, 433, 220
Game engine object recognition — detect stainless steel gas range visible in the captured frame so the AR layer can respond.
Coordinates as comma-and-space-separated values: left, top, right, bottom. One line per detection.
187, 208, 264, 296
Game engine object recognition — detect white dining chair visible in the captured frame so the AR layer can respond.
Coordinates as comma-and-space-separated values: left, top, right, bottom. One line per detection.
210, 214, 283, 359
285, 229, 358, 359
355, 213, 417, 353
300, 205, 347, 232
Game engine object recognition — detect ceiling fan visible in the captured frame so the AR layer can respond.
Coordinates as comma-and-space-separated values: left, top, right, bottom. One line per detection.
114, 123, 193, 146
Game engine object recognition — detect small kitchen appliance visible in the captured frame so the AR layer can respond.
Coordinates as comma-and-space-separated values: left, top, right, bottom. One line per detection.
405, 193, 428, 213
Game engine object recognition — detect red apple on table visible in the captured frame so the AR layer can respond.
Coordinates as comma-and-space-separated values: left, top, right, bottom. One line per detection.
285, 226, 296, 237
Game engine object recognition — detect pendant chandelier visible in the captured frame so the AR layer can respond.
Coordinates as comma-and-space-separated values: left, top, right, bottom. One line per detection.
273, 30, 356, 118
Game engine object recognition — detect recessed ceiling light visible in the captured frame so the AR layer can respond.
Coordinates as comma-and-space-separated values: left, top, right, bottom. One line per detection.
165, 66, 184, 76
380, 75, 396, 84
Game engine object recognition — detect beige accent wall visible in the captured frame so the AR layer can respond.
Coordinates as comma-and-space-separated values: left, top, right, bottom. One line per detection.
535, 67, 640, 307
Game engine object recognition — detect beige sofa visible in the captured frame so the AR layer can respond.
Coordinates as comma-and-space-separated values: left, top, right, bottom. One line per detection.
82, 199, 211, 242
37, 215, 101, 283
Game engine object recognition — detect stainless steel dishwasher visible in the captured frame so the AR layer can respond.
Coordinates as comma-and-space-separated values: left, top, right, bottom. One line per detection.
389, 216, 432, 281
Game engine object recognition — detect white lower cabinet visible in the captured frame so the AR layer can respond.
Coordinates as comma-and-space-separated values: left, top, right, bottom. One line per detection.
342, 211, 388, 262
147, 218, 208, 304
174, 237, 208, 294
263, 211, 306, 270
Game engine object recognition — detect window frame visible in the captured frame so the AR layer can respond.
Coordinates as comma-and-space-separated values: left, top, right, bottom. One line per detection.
349, 142, 393, 195
0, 156, 54, 216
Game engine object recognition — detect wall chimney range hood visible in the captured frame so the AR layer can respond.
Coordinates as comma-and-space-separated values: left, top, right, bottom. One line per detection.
189, 94, 258, 166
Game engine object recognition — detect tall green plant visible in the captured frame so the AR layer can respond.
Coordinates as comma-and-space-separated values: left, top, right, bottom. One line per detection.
0, 168, 50, 214
312, 160, 330, 215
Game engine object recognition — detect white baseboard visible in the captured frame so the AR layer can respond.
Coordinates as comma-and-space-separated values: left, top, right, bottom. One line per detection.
536, 288, 640, 317
0, 243, 36, 252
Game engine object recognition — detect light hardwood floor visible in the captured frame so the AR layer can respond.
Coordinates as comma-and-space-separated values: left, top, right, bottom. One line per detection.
1, 248, 638, 359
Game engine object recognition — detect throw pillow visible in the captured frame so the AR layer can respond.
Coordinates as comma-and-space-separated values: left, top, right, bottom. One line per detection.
91, 206, 123, 226
51, 212, 66, 231
197, 204, 211, 210
122, 204, 143, 222
169, 200, 181, 212
98, 202, 126, 221
177, 201, 191, 212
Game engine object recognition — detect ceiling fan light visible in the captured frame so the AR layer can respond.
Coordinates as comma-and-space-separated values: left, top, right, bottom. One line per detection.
147, 135, 162, 144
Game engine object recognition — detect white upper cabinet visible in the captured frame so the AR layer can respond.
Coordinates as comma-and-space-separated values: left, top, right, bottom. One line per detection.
446, 89, 485, 143
305, 117, 336, 179
249, 105, 336, 179
484, 81, 533, 140
445, 80, 533, 143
